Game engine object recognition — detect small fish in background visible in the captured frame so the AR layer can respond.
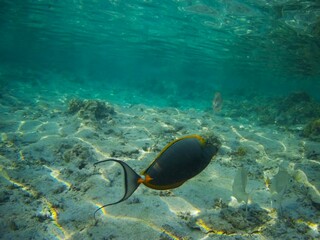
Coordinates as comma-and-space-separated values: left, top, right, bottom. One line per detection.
213, 92, 223, 112
232, 167, 250, 215
269, 168, 292, 216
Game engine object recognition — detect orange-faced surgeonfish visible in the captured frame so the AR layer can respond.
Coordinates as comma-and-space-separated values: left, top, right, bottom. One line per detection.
94, 134, 220, 219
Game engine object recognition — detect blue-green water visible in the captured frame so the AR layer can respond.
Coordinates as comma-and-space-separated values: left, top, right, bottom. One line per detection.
1, 2, 320, 239
1, 0, 320, 107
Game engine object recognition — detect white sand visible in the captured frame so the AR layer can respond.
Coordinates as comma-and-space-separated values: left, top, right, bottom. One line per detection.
0, 84, 319, 239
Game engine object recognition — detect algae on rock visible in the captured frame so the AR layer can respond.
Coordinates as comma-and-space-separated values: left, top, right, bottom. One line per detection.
302, 119, 320, 141
67, 99, 116, 122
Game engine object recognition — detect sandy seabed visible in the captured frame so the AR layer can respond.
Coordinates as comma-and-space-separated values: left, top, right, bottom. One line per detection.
0, 82, 320, 240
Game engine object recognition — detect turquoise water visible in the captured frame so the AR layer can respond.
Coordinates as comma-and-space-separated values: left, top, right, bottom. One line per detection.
1, 1, 320, 239
1, 0, 320, 107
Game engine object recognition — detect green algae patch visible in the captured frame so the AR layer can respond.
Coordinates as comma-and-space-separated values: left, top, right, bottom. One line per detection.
303, 119, 320, 141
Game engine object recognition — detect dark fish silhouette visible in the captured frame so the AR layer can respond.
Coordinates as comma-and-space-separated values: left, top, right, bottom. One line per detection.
94, 134, 220, 219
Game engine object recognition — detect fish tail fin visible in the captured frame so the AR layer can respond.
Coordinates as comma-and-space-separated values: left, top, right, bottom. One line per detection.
93, 159, 142, 220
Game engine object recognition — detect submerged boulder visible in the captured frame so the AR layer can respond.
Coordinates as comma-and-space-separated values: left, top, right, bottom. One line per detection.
67, 99, 83, 114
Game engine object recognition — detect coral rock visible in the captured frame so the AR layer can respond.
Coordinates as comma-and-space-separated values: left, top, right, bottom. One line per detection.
67, 99, 116, 121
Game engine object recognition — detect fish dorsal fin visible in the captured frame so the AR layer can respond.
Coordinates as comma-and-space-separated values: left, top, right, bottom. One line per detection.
93, 159, 141, 220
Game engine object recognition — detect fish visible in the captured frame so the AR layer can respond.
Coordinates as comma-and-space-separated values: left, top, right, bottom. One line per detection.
94, 134, 220, 219
232, 167, 249, 204
270, 168, 291, 195
269, 168, 291, 215
213, 92, 223, 112
232, 167, 250, 215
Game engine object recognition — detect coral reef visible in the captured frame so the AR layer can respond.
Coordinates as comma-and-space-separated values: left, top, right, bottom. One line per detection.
62, 144, 92, 165
275, 92, 319, 125
67, 99, 116, 122
279, 92, 311, 109
55, 142, 95, 170
302, 119, 320, 141
303, 141, 320, 160
67, 99, 83, 114
225, 92, 320, 127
